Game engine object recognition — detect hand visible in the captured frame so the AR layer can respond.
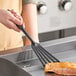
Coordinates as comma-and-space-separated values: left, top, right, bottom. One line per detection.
0, 9, 23, 32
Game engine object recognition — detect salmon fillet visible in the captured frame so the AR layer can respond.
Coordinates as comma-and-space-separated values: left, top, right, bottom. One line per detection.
44, 62, 76, 75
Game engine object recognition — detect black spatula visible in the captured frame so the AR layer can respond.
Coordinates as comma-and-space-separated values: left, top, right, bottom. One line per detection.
16, 25, 60, 66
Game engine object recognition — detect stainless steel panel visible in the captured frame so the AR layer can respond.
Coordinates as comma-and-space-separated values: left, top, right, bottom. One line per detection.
0, 58, 31, 76
38, 0, 76, 33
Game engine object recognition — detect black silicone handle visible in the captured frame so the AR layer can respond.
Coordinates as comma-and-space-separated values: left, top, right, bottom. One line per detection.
16, 25, 35, 44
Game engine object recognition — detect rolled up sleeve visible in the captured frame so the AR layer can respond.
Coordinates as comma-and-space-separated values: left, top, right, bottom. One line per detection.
22, 0, 39, 5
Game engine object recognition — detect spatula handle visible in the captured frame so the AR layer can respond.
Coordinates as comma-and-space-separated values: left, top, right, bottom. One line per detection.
16, 25, 35, 44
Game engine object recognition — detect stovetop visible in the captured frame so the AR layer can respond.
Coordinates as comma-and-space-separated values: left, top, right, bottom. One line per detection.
1, 36, 76, 76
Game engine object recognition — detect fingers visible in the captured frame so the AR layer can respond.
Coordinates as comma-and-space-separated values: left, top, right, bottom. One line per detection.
10, 16, 22, 25
6, 20, 20, 32
8, 10, 24, 31
8, 9, 23, 25
10, 9, 22, 20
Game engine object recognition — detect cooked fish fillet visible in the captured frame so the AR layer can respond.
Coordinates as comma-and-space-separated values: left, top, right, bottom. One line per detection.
44, 62, 76, 75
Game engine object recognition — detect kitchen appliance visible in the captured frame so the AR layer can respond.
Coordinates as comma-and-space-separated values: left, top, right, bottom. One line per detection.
37, 0, 76, 33
0, 36, 76, 76
0, 0, 76, 76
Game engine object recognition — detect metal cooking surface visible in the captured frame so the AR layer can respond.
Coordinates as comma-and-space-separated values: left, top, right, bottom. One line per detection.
0, 58, 31, 76
1, 36, 76, 76
45, 73, 63, 76
21, 49, 76, 76
22, 36, 76, 76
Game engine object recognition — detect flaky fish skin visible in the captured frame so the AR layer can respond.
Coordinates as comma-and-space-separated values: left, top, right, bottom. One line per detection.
44, 62, 76, 75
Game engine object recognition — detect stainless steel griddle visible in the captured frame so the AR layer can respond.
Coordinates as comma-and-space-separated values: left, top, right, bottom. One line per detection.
0, 36, 76, 76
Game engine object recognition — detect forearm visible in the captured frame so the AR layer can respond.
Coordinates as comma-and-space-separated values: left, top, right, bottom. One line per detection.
21, 3, 39, 45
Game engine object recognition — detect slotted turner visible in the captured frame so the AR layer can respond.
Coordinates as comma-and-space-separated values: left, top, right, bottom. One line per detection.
16, 25, 60, 66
